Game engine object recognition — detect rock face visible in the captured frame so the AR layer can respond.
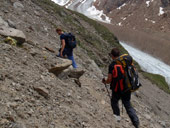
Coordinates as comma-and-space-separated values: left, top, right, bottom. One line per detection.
0, 0, 170, 128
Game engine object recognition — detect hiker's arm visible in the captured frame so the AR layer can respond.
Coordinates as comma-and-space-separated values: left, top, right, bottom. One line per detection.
103, 74, 112, 84
60, 39, 65, 57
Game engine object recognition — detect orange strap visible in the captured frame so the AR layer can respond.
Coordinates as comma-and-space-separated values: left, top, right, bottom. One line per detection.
112, 65, 124, 77
113, 65, 125, 92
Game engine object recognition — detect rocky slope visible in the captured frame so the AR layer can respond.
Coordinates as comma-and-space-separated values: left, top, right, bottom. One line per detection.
0, 0, 170, 128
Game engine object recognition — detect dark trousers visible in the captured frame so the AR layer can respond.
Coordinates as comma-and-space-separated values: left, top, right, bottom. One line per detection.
111, 91, 139, 128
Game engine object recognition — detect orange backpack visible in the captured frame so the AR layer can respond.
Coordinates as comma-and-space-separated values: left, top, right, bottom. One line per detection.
111, 54, 141, 92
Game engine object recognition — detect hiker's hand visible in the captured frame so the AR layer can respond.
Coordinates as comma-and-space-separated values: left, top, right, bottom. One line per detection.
102, 78, 106, 84
60, 52, 63, 57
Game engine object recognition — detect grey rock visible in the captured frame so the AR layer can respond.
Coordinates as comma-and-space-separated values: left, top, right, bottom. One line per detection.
0, 16, 8, 27
75, 79, 81, 87
68, 69, 85, 79
60, 11, 67, 17
0, 26, 26, 44
144, 114, 151, 120
10, 0, 18, 3
34, 86, 49, 98
7, 19, 16, 28
67, 92, 71, 97
34, 11, 41, 16
5, 57, 11, 62
11, 122, 26, 128
13, 2, 24, 10
3, 10, 9, 13
0, 119, 9, 124
0, 74, 5, 81
159, 121, 166, 127
0, 12, 3, 16
7, 102, 18, 108
30, 49, 38, 57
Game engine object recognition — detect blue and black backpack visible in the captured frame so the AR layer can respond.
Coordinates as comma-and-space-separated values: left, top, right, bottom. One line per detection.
65, 33, 77, 49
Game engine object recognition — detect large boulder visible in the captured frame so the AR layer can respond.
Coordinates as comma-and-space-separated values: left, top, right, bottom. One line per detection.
0, 26, 26, 44
49, 58, 72, 76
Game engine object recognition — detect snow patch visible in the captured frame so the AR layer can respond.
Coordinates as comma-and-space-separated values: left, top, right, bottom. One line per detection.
65, 1, 73, 8
151, 20, 156, 24
158, 7, 165, 16
117, 3, 126, 10
51, 0, 70, 6
80, 0, 86, 4
117, 22, 122, 26
86, 5, 111, 23
145, 18, 156, 23
146, 1, 150, 7
121, 17, 127, 21
51, 0, 111, 23
120, 42, 170, 87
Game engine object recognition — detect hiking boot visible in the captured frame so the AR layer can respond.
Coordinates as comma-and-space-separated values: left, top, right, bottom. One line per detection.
134, 123, 139, 128
114, 115, 121, 122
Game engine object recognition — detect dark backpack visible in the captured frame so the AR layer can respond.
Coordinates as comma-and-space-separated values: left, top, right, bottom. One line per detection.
111, 54, 141, 92
65, 33, 77, 49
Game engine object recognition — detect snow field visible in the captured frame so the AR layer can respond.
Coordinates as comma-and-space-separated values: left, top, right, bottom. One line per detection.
51, 0, 111, 23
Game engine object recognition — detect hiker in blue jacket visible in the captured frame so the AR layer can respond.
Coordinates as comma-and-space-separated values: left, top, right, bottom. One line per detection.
56, 28, 77, 68
102, 48, 139, 128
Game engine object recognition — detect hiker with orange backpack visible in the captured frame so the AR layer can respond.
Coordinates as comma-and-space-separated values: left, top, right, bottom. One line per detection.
102, 48, 140, 128
56, 28, 77, 68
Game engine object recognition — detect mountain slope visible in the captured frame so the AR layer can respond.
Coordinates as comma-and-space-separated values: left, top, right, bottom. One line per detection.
95, 0, 170, 33
54, 0, 170, 65
0, 0, 170, 128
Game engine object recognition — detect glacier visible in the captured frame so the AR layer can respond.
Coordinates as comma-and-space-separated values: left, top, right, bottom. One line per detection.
51, 0, 111, 23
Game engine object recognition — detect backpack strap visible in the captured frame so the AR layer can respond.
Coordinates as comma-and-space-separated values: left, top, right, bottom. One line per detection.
112, 65, 125, 92
116, 54, 133, 68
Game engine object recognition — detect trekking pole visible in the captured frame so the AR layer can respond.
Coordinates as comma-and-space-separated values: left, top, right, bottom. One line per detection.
122, 100, 124, 115
104, 83, 111, 99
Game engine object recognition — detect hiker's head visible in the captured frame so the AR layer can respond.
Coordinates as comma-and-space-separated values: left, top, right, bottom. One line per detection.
56, 28, 63, 35
109, 48, 120, 59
